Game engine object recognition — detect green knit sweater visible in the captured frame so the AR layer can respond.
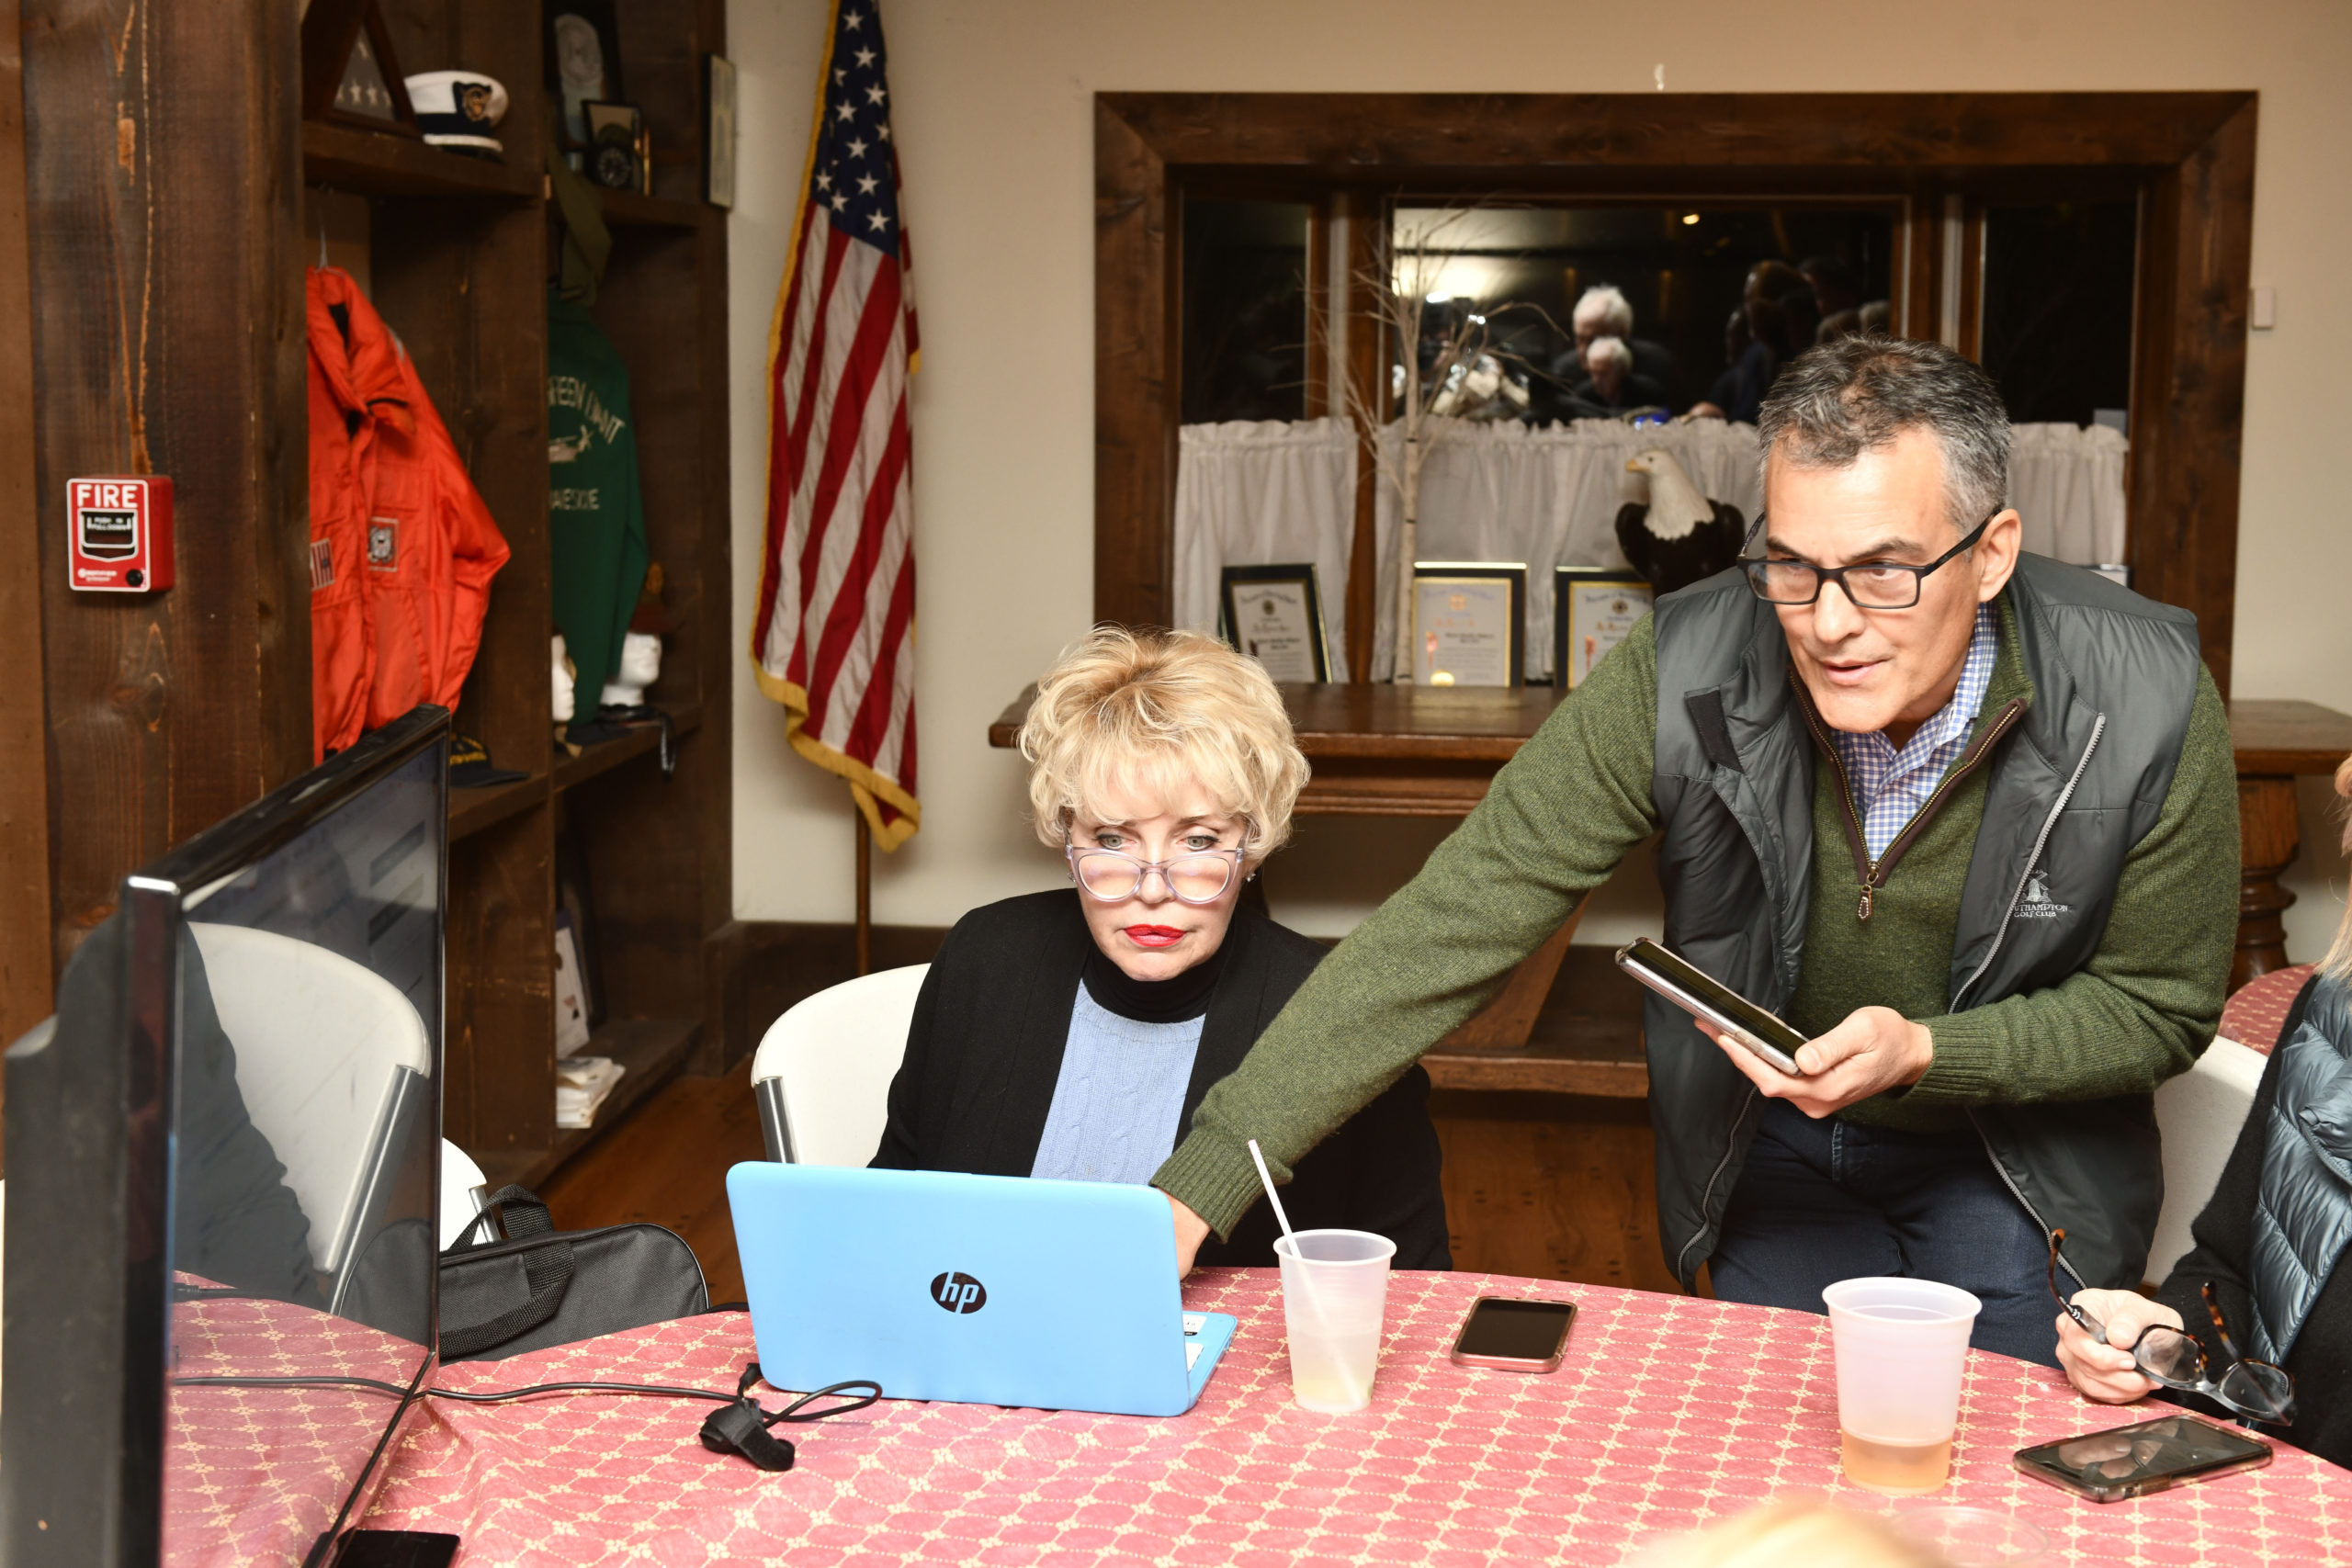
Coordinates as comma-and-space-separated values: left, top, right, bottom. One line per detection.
1155, 597, 2240, 1237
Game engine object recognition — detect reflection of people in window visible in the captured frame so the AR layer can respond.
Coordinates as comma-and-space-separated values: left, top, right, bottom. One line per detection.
55, 916, 322, 1307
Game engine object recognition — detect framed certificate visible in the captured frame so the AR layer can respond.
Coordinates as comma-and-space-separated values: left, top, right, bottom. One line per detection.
1412, 562, 1525, 687
1219, 563, 1330, 682
1554, 570, 1655, 689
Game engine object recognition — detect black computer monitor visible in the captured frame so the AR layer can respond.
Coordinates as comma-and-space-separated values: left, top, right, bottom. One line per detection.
5, 706, 450, 1567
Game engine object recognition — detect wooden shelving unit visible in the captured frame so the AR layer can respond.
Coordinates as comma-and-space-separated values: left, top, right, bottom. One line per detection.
301, 120, 541, 199
301, 0, 733, 1189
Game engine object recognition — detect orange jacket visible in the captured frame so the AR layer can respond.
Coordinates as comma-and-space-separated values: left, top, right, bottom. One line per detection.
307, 267, 511, 759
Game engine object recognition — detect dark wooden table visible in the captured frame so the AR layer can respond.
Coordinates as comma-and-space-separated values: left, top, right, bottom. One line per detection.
990, 685, 2352, 1058
2225, 699, 2352, 991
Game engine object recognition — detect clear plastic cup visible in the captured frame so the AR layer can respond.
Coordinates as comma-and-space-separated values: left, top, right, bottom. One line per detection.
1821, 1277, 1982, 1495
1273, 1228, 1396, 1412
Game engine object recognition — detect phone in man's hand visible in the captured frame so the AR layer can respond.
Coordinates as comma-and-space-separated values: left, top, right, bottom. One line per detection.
1614, 938, 1810, 1076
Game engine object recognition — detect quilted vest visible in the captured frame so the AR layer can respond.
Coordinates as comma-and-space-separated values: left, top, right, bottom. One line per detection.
1647, 553, 2201, 1291
2251, 974, 2352, 1362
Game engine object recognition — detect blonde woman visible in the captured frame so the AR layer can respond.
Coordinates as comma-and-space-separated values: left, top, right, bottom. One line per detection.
871, 627, 1451, 1269
2053, 751, 2352, 1463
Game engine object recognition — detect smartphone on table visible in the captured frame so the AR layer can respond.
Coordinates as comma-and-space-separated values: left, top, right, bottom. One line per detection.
1449, 1296, 1578, 1372
1614, 938, 1810, 1076
2014, 1413, 2271, 1502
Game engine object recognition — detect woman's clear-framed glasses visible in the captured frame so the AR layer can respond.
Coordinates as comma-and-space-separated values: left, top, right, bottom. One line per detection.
1740, 509, 1996, 608
2047, 1228, 2295, 1426
1064, 841, 1246, 905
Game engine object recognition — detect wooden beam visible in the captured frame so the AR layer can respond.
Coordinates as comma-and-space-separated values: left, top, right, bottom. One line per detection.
25, 0, 309, 974
1094, 98, 1174, 630
1095, 92, 2253, 178
0, 0, 51, 1080
2126, 96, 2256, 698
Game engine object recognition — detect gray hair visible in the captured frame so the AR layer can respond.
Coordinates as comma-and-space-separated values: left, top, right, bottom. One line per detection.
1755, 336, 2009, 533
1584, 335, 1632, 373
1573, 285, 1634, 337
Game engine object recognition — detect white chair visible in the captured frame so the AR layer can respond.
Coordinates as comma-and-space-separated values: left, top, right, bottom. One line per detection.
187, 922, 431, 1303
751, 964, 929, 1167
2146, 1033, 2271, 1284
440, 1139, 490, 1251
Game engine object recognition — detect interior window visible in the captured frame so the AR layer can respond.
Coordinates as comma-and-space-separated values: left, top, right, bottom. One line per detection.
1181, 198, 1308, 423
1389, 203, 1897, 421
1978, 200, 2138, 428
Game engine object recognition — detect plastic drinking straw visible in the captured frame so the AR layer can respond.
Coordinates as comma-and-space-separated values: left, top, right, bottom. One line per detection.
1248, 1138, 1298, 1242
1249, 1138, 1368, 1408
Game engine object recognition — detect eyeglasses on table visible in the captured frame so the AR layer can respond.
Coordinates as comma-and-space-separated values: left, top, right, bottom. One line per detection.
2047, 1227, 2295, 1426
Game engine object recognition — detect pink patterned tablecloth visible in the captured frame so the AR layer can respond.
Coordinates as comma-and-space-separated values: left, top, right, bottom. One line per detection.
365, 1269, 2349, 1565
166, 1290, 429, 1567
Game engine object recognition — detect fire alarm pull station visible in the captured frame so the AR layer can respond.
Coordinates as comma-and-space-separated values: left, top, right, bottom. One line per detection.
68, 476, 174, 592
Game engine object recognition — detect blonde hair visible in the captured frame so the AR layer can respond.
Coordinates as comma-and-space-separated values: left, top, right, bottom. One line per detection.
2325, 753, 2352, 981
1019, 626, 1308, 858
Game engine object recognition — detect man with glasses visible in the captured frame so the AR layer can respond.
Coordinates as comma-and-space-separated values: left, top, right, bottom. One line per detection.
1152, 336, 2238, 1363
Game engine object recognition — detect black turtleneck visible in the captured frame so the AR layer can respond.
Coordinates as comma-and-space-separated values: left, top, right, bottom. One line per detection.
1080, 919, 1234, 1024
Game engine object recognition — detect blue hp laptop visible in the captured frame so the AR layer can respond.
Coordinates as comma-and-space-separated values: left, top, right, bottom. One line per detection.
726, 1162, 1238, 1417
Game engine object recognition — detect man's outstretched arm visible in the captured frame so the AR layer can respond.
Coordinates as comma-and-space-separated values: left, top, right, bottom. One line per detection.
1154, 617, 1665, 1247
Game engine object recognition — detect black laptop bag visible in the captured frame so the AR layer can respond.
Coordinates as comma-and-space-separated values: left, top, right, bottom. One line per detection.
438, 1185, 709, 1362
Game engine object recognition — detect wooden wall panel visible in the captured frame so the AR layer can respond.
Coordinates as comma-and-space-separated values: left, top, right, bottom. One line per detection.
1095, 100, 1174, 630
0, 0, 51, 1075
24, 0, 307, 972
2127, 97, 2256, 697
1431, 1090, 1682, 1294
446, 806, 554, 1154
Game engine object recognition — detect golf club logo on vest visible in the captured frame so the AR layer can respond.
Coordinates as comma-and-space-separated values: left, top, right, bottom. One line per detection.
930, 1270, 987, 1314
2017, 865, 2071, 920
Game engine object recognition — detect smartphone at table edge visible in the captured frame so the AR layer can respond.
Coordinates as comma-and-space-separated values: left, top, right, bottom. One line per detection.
1613, 938, 1808, 1075
1449, 1296, 1577, 1372
2013, 1414, 2273, 1503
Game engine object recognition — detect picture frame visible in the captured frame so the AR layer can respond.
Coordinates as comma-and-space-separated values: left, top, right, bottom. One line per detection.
705, 54, 738, 209
1412, 562, 1526, 688
300, 0, 421, 137
1553, 569, 1655, 689
545, 0, 625, 152
1218, 563, 1330, 683
582, 100, 650, 193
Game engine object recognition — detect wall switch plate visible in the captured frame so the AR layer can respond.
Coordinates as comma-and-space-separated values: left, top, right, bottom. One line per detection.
2251, 287, 2278, 331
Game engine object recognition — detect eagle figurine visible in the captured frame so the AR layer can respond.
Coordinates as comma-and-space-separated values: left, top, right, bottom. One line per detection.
1615, 448, 1747, 597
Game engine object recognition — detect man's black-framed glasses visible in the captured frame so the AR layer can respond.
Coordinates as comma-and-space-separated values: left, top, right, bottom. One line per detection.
1740, 509, 1997, 608
2047, 1229, 2295, 1425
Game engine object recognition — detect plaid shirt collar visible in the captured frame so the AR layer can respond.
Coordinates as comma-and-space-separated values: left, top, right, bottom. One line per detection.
1831, 604, 1999, 860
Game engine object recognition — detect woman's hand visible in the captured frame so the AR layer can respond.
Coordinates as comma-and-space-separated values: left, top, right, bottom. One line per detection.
2056, 1288, 2184, 1404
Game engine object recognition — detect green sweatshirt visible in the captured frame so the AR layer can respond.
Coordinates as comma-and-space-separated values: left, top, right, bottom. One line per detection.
1154, 598, 2240, 1238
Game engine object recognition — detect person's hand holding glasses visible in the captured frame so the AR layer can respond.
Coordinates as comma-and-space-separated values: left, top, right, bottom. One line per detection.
2048, 1229, 2295, 1426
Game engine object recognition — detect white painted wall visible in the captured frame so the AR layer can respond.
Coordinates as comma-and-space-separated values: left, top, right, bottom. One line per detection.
729, 0, 2352, 961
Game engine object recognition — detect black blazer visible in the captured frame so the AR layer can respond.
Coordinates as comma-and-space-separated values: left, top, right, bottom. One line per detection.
873, 890, 1452, 1269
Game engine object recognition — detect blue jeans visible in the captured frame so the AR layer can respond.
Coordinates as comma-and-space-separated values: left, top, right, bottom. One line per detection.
1709, 1100, 2059, 1367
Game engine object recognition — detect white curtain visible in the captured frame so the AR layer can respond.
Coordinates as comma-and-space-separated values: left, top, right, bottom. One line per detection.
1173, 417, 2129, 682
1373, 418, 1765, 681
2008, 422, 2128, 566
1172, 419, 1357, 677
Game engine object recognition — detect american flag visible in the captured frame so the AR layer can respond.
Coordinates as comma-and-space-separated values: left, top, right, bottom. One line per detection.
752, 0, 920, 849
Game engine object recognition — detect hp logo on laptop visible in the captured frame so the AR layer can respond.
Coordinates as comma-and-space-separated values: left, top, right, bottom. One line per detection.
930, 1270, 987, 1314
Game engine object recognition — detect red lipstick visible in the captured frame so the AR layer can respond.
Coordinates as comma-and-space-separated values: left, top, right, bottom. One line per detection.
1125, 925, 1183, 948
